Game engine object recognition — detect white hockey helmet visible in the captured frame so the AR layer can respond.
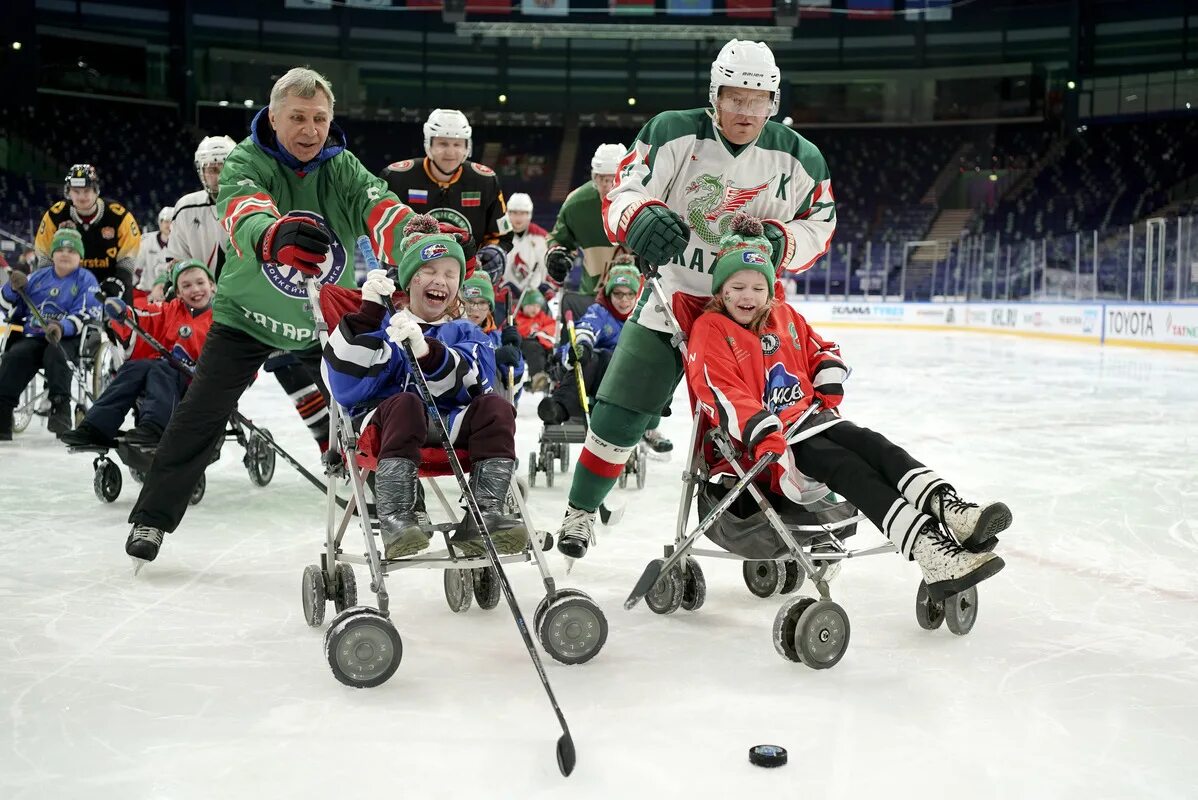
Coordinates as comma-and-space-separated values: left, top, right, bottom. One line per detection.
507, 193, 533, 213
591, 143, 625, 176
424, 109, 472, 158
709, 39, 781, 117
194, 135, 236, 184
158, 206, 175, 224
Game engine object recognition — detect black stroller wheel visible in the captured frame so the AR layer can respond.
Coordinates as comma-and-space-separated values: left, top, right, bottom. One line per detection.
301, 564, 327, 627
779, 561, 803, 594
246, 428, 276, 486
472, 566, 502, 610
538, 594, 608, 665
743, 560, 785, 598
325, 609, 402, 688
93, 459, 121, 503
333, 563, 357, 613
772, 596, 816, 662
188, 473, 206, 505
527, 451, 538, 487
915, 580, 945, 630
444, 568, 473, 613
635, 446, 647, 490
680, 556, 706, 612
943, 586, 979, 636
794, 600, 850, 670
559, 442, 570, 474
644, 559, 684, 615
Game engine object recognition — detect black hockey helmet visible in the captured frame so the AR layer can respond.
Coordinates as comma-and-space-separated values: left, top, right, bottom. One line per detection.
63, 163, 100, 197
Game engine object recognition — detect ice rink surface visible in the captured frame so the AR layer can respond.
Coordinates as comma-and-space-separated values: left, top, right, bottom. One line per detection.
2, 328, 1196, 800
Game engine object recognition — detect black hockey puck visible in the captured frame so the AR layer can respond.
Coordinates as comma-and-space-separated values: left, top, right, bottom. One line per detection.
749, 744, 788, 768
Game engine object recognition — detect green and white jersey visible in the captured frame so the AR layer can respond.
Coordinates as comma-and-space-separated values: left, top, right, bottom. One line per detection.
604, 108, 836, 334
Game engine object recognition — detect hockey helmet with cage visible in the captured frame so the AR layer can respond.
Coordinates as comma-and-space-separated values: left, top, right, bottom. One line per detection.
63, 163, 100, 198
423, 109, 472, 158
507, 192, 533, 213
709, 39, 781, 118
590, 143, 626, 176
194, 135, 236, 187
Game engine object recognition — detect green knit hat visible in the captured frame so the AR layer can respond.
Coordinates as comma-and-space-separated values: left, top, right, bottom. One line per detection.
710, 213, 775, 294
518, 287, 546, 309
604, 263, 641, 295
395, 214, 466, 290
461, 274, 495, 308
51, 228, 85, 257
172, 258, 215, 289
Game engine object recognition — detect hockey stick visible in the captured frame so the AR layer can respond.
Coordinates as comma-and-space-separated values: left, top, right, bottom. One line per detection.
107, 300, 332, 495
357, 236, 577, 777
564, 310, 591, 425
14, 286, 99, 404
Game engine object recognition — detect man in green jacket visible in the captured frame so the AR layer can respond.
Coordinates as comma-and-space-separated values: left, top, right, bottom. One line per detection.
126, 67, 415, 565
545, 143, 625, 295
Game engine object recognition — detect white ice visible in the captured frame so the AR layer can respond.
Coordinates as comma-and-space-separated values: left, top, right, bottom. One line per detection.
2, 328, 1197, 800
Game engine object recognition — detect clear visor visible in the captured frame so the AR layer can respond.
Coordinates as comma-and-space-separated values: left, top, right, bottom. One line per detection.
715, 92, 773, 117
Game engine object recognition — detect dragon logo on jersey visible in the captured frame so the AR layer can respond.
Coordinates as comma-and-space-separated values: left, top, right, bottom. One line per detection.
684, 174, 771, 247
765, 362, 804, 413
261, 210, 346, 299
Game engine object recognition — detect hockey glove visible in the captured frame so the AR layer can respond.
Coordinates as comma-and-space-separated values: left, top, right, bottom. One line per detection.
761, 219, 793, 272
500, 325, 521, 347
259, 214, 331, 276
361, 269, 397, 307
103, 297, 129, 320
99, 275, 128, 300
622, 201, 689, 270
495, 344, 522, 372
477, 245, 507, 287
545, 245, 575, 284
387, 316, 429, 359
566, 340, 592, 368
7, 270, 28, 293
752, 430, 787, 463
43, 320, 64, 345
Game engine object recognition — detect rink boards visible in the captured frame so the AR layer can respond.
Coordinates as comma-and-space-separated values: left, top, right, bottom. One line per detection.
794, 299, 1198, 354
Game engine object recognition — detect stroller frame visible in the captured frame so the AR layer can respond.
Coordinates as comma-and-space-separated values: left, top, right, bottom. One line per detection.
626, 275, 983, 669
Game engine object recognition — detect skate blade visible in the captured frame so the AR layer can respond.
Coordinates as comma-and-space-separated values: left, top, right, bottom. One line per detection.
564, 555, 576, 575
130, 557, 149, 576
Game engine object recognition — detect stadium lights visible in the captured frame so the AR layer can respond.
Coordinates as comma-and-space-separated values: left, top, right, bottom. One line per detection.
243, 99, 254, 107
627, 97, 637, 107
1066, 80, 1076, 90
1187, 102, 1192, 110
456, 21, 792, 42
219, 100, 229, 107
11, 41, 21, 51
498, 93, 507, 104
989, 173, 998, 182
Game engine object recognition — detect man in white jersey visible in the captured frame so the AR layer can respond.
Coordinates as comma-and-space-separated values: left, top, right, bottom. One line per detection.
167, 136, 237, 276
498, 192, 550, 315
137, 206, 175, 300
555, 38, 837, 559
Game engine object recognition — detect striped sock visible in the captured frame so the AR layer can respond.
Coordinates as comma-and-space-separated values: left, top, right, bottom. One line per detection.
567, 401, 653, 512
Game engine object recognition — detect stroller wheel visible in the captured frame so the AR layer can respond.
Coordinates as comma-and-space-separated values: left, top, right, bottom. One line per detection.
472, 566, 502, 610
794, 600, 850, 670
93, 458, 122, 504
538, 593, 608, 665
527, 451, 538, 488
743, 560, 785, 598
189, 473, 206, 506
773, 596, 816, 662
558, 443, 570, 474
914, 580, 945, 630
943, 586, 979, 636
444, 568, 473, 613
635, 446, 647, 490
644, 559, 684, 615
779, 561, 803, 595
533, 588, 592, 633
246, 428, 276, 487
301, 564, 327, 628
617, 465, 628, 489
680, 556, 706, 612
544, 456, 555, 487
325, 608, 402, 688
333, 563, 357, 613
13, 381, 37, 433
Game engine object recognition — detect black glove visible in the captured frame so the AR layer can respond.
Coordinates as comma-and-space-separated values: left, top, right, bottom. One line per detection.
567, 340, 592, 367
623, 202, 689, 269
259, 214, 331, 275
545, 245, 574, 284
495, 344, 521, 369
99, 276, 127, 299
500, 325, 521, 347
477, 245, 506, 287
7, 269, 28, 293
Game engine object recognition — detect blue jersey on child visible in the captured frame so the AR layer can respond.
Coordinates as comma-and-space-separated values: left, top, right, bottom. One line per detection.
0, 267, 101, 337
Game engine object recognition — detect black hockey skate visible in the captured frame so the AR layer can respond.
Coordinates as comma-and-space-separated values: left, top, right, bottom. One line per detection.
126, 525, 165, 574
642, 429, 673, 457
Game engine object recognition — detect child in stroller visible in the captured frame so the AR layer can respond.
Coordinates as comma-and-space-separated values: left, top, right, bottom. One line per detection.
687, 215, 1010, 602
322, 215, 526, 560
513, 288, 556, 393
461, 274, 525, 400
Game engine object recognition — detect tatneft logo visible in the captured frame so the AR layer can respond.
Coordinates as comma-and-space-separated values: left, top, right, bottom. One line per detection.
1165, 313, 1198, 339
1106, 309, 1155, 337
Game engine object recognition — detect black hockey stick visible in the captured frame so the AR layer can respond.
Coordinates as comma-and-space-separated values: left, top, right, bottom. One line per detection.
107, 299, 332, 495
15, 286, 99, 403
358, 236, 576, 777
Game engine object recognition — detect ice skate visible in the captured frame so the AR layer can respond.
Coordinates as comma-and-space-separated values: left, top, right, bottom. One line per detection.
126, 525, 165, 573
123, 421, 164, 447
375, 457, 429, 559
451, 458, 527, 556
556, 504, 597, 566
47, 396, 72, 436
930, 488, 1011, 553
911, 520, 1005, 602
642, 428, 673, 458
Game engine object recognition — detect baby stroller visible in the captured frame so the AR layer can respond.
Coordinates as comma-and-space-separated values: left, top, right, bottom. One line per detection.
527, 289, 647, 490
624, 276, 988, 670
301, 278, 608, 690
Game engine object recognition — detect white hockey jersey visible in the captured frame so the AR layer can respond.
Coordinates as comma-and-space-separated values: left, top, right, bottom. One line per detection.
166, 188, 226, 273
135, 231, 173, 291
501, 222, 549, 292
604, 109, 835, 334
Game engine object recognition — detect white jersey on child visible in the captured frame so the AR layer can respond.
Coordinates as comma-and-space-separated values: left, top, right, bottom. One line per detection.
603, 108, 836, 334
135, 231, 173, 290
502, 223, 549, 292
166, 188, 225, 271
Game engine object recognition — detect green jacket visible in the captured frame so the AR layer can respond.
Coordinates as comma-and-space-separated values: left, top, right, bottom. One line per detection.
215, 110, 411, 351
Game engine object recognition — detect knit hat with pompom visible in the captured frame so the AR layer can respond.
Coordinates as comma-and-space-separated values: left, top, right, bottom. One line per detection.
710, 212, 776, 294
395, 213, 466, 290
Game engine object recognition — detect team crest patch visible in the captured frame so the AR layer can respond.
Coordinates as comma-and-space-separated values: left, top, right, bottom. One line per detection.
101, 227, 116, 240
49, 287, 60, 297
765, 363, 804, 413
463, 286, 483, 299
421, 242, 449, 261
179, 325, 193, 339
261, 210, 346, 299
388, 159, 415, 172
742, 251, 767, 266
761, 332, 780, 355
470, 163, 495, 177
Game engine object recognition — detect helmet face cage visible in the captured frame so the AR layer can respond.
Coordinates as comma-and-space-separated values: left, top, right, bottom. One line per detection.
423, 109, 473, 160
63, 163, 99, 198
709, 40, 781, 119
194, 136, 236, 189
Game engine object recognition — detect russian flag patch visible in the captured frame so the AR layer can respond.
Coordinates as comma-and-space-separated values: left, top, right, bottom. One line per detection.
408, 189, 429, 204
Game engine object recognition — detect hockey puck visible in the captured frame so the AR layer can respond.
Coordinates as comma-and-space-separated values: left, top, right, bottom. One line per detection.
749, 744, 788, 768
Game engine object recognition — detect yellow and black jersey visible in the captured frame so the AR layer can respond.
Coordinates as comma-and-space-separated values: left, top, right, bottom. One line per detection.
35, 198, 141, 276
379, 158, 512, 256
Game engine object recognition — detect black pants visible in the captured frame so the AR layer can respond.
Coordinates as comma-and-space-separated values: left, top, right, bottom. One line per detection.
520, 339, 551, 377
84, 359, 187, 437
0, 336, 80, 409
551, 349, 611, 420
129, 324, 328, 532
789, 421, 931, 534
